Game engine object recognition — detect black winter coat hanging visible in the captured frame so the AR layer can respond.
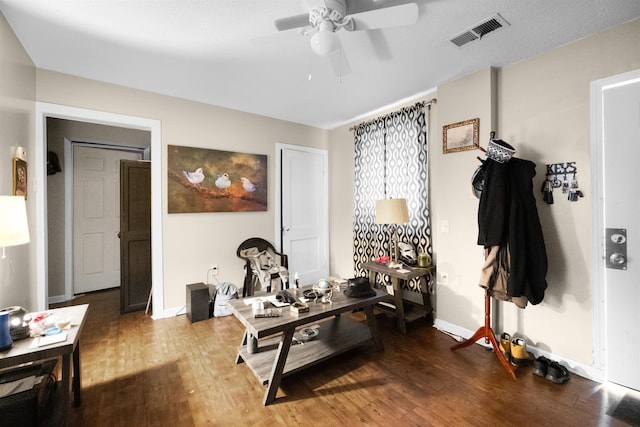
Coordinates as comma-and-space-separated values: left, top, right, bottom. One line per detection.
477, 157, 548, 305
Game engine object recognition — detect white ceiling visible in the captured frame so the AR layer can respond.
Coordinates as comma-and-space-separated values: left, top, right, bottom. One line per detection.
1, 0, 639, 129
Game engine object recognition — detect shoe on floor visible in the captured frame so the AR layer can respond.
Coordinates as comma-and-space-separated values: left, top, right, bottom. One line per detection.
533, 356, 551, 377
499, 332, 511, 358
510, 337, 534, 366
546, 361, 570, 384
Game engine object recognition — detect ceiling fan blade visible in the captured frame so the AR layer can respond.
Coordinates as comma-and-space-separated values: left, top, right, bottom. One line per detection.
345, 0, 414, 16
349, 2, 418, 31
304, 0, 332, 9
328, 47, 351, 77
251, 27, 303, 47
275, 13, 310, 31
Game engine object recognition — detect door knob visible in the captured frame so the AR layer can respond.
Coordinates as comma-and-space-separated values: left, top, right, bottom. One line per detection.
609, 253, 626, 265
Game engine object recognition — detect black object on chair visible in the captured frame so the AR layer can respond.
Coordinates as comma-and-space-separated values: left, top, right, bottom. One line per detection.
237, 238, 289, 297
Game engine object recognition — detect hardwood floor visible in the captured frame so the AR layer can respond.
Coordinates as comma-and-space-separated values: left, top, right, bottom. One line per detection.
54, 289, 635, 427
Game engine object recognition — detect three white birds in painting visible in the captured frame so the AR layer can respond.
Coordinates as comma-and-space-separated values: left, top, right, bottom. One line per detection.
183, 168, 257, 196
182, 168, 205, 186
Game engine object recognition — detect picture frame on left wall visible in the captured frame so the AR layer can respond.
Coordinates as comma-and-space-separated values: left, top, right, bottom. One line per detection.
13, 157, 27, 200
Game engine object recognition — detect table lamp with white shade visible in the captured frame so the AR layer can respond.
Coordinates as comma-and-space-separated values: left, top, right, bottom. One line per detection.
375, 198, 409, 264
0, 195, 30, 351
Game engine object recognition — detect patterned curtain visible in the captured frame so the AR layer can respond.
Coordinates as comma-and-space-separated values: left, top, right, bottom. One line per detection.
353, 103, 432, 293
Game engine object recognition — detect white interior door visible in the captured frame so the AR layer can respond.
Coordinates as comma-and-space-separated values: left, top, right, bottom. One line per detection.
73, 145, 141, 294
596, 70, 640, 391
279, 145, 329, 285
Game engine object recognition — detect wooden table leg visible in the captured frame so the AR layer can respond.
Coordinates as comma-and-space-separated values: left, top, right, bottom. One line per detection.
392, 277, 407, 334
263, 328, 294, 405
419, 276, 433, 315
72, 342, 82, 407
236, 331, 248, 364
61, 352, 71, 426
368, 270, 376, 287
247, 333, 258, 355
363, 305, 384, 351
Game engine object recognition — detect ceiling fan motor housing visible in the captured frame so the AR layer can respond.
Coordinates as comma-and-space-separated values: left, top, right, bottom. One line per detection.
311, 0, 346, 20
295, 0, 419, 74
308, 0, 353, 30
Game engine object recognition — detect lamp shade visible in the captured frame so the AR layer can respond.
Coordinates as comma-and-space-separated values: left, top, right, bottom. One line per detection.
375, 198, 409, 225
0, 196, 30, 249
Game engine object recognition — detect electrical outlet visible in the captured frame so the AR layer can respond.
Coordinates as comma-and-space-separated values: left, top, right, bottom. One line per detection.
211, 265, 219, 276
440, 272, 449, 285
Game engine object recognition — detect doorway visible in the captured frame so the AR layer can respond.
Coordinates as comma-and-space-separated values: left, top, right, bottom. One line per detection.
72, 144, 143, 295
591, 68, 640, 391
276, 143, 329, 285
35, 103, 164, 316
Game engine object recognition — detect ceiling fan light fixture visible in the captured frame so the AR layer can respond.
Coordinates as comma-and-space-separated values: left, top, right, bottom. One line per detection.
310, 21, 340, 57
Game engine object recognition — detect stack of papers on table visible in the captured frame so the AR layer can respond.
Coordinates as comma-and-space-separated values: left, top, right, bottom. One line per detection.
29, 332, 68, 348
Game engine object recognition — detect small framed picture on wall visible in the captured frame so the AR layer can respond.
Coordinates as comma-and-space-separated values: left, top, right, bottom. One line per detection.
443, 118, 480, 154
13, 157, 28, 200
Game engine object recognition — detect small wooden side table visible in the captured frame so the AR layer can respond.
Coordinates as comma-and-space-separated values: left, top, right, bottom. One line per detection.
362, 261, 434, 334
0, 304, 89, 426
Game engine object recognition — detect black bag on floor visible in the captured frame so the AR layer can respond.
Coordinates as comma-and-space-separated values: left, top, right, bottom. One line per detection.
344, 277, 376, 298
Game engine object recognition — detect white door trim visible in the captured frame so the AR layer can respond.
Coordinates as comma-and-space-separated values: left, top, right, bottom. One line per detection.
590, 68, 640, 378
61, 140, 146, 301
275, 142, 329, 268
35, 102, 165, 318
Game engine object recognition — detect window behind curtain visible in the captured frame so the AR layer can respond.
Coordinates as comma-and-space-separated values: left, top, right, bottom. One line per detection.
353, 104, 432, 293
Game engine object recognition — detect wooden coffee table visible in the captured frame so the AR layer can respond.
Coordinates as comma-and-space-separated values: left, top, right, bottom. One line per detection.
228, 285, 387, 405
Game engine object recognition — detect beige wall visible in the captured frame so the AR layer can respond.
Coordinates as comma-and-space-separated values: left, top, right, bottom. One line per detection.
330, 18, 640, 368
35, 70, 327, 309
0, 12, 36, 309
494, 17, 640, 362
431, 67, 497, 329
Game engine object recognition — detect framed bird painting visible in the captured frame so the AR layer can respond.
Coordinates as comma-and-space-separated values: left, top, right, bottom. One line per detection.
167, 145, 267, 213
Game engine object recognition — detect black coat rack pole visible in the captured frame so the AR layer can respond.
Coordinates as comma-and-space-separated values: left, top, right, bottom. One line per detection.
450, 248, 516, 379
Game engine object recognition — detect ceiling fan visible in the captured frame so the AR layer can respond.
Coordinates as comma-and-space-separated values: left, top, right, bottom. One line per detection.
260, 0, 419, 77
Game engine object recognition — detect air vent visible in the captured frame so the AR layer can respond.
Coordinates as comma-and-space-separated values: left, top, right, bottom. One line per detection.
450, 13, 510, 47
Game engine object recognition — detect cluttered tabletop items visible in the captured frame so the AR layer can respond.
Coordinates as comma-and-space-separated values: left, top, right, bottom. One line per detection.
1, 304, 88, 358
242, 277, 347, 313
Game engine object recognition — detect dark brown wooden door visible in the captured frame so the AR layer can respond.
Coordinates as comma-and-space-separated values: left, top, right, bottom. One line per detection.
120, 160, 151, 313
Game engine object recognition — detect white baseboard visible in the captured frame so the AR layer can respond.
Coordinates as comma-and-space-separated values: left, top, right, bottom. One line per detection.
153, 305, 187, 319
433, 319, 604, 383
48, 294, 72, 304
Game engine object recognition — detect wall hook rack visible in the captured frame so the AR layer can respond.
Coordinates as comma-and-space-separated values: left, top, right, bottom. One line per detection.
541, 161, 583, 204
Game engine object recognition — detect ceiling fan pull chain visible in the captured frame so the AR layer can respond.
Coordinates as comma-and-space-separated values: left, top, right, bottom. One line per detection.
338, 47, 343, 83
